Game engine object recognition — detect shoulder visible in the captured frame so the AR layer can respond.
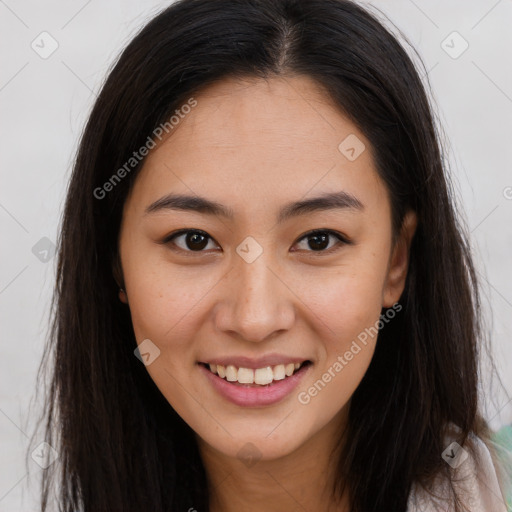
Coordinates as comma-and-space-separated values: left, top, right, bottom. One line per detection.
407, 426, 508, 512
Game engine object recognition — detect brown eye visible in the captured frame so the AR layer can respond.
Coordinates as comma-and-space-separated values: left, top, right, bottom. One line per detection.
164, 230, 219, 252
292, 230, 350, 253
306, 232, 330, 251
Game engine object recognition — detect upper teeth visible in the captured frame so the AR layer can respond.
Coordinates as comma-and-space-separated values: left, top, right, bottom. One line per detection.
208, 362, 302, 385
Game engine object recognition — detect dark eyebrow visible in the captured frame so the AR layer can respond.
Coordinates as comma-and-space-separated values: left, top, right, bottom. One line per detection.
144, 191, 363, 222
276, 191, 363, 223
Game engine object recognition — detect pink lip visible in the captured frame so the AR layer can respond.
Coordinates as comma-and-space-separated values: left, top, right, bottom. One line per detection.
199, 362, 312, 407
201, 353, 310, 369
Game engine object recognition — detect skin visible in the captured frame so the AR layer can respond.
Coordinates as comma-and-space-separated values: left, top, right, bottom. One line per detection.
117, 75, 417, 512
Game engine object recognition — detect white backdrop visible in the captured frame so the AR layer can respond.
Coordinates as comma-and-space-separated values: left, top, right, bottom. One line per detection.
1, 0, 511, 509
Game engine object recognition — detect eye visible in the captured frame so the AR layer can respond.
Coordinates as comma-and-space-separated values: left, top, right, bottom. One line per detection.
162, 228, 350, 255
292, 229, 350, 254
163, 229, 220, 253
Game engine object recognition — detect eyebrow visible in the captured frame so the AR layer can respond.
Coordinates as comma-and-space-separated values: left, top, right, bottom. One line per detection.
145, 190, 364, 223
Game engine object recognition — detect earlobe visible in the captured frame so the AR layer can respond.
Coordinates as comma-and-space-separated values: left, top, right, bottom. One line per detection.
118, 288, 128, 304
112, 253, 128, 303
382, 210, 417, 307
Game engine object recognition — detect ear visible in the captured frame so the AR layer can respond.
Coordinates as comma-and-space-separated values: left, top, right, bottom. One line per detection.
382, 210, 417, 307
118, 289, 128, 304
112, 253, 128, 304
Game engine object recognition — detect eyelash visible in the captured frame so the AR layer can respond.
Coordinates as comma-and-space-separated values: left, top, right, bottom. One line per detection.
161, 228, 351, 256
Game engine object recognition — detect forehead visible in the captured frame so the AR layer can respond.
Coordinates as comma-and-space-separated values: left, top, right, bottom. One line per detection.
166, 75, 359, 156
127, 75, 388, 218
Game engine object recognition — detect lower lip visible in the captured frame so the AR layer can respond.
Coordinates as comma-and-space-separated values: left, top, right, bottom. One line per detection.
199, 363, 311, 407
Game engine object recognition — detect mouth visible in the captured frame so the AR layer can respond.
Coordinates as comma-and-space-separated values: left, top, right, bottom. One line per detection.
198, 360, 312, 387
198, 359, 313, 407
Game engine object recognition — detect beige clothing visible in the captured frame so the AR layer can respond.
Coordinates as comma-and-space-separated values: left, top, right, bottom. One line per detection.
407, 432, 508, 511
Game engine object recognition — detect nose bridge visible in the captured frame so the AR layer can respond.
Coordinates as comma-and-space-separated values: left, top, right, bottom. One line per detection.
218, 240, 294, 342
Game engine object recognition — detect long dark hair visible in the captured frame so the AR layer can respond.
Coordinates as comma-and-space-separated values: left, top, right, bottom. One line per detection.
30, 0, 503, 510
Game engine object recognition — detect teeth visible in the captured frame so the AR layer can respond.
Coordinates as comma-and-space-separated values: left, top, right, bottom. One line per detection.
273, 364, 286, 381
254, 367, 273, 385
237, 367, 254, 384
225, 365, 238, 382
217, 364, 226, 378
206, 361, 307, 385
285, 363, 295, 377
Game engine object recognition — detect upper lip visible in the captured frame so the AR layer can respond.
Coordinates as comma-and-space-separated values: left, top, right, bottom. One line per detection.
200, 353, 311, 369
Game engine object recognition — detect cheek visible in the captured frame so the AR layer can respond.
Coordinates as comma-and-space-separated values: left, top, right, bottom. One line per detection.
292, 267, 386, 429
293, 247, 390, 402
122, 256, 217, 419
120, 242, 211, 350
303, 255, 390, 347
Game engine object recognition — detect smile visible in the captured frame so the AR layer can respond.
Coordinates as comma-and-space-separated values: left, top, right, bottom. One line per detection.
198, 360, 312, 407
201, 361, 310, 386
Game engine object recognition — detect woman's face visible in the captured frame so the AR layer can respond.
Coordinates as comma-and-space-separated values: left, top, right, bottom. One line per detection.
118, 75, 415, 462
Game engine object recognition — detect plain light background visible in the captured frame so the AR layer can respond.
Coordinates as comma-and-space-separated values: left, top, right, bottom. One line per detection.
0, 0, 511, 509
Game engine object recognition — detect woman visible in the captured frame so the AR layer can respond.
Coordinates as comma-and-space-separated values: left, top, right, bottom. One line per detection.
32, 0, 510, 510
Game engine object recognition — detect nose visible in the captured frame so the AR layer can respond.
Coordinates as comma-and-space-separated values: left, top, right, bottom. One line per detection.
214, 248, 295, 343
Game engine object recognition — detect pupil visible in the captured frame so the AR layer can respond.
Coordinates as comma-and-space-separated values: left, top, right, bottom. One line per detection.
184, 232, 330, 251
187, 232, 208, 250
309, 233, 328, 251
